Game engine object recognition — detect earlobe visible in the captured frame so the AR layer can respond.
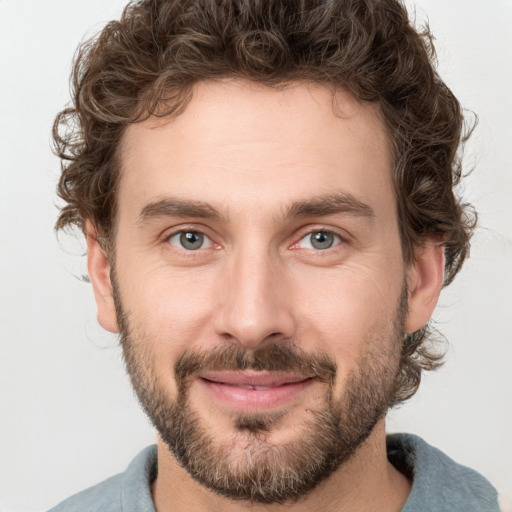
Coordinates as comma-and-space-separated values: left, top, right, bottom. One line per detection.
405, 241, 445, 334
85, 220, 119, 333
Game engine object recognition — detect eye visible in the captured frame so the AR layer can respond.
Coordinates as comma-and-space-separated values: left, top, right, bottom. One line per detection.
167, 230, 212, 251
298, 231, 342, 250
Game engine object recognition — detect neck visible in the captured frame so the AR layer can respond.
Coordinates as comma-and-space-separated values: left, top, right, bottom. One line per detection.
152, 419, 411, 512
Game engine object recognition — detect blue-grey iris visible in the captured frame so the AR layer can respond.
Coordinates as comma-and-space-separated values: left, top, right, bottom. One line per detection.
180, 231, 204, 250
310, 232, 335, 250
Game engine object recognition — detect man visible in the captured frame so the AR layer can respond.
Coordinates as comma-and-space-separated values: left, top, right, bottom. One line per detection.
48, 0, 500, 510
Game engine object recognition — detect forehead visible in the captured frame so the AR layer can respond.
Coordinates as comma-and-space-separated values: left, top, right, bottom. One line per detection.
119, 80, 394, 222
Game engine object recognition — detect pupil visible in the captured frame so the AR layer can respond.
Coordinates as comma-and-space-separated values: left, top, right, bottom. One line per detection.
311, 232, 333, 249
180, 231, 203, 250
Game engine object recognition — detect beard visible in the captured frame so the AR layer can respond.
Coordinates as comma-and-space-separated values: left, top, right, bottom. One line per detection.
113, 276, 406, 505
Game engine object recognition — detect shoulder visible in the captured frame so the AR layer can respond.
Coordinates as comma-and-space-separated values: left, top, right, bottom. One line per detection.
47, 473, 124, 512
47, 445, 157, 512
387, 433, 500, 512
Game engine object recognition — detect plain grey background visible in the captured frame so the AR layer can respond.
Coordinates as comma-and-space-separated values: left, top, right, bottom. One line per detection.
0, 1, 511, 510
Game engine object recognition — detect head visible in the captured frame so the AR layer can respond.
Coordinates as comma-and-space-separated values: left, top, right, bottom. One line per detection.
54, 0, 476, 504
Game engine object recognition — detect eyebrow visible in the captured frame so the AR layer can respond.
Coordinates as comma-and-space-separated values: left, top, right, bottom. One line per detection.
284, 192, 375, 221
138, 198, 227, 225
137, 191, 375, 226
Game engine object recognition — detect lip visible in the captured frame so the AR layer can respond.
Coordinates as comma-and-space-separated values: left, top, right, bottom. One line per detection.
198, 371, 315, 411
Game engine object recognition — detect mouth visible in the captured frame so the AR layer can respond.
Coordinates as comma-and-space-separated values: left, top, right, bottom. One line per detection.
198, 371, 315, 411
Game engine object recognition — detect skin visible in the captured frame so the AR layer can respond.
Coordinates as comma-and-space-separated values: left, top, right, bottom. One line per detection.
87, 80, 445, 511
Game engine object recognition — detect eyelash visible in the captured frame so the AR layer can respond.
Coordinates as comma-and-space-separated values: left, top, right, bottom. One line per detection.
165, 228, 215, 252
164, 226, 347, 255
294, 230, 344, 251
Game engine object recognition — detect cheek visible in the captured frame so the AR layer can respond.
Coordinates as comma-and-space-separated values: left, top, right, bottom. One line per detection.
115, 258, 221, 361
291, 263, 404, 365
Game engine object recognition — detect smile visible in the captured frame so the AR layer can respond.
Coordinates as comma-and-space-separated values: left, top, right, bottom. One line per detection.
198, 371, 315, 411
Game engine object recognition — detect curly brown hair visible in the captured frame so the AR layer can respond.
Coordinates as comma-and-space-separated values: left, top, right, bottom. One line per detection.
53, 0, 476, 403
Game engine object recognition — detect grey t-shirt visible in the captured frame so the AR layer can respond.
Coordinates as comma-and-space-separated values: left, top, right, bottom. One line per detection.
48, 434, 500, 511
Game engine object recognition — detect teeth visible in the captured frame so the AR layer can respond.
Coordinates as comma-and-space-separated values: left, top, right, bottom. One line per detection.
237, 385, 271, 390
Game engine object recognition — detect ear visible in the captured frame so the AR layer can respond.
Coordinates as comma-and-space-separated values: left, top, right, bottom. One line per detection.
85, 220, 118, 333
405, 240, 445, 334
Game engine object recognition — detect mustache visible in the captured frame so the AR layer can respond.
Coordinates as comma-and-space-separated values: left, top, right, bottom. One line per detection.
174, 342, 337, 384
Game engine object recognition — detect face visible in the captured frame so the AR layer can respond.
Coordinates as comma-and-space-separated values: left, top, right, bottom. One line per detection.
90, 80, 438, 503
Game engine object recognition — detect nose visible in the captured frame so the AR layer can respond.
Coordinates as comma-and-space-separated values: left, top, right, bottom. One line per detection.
213, 247, 296, 349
